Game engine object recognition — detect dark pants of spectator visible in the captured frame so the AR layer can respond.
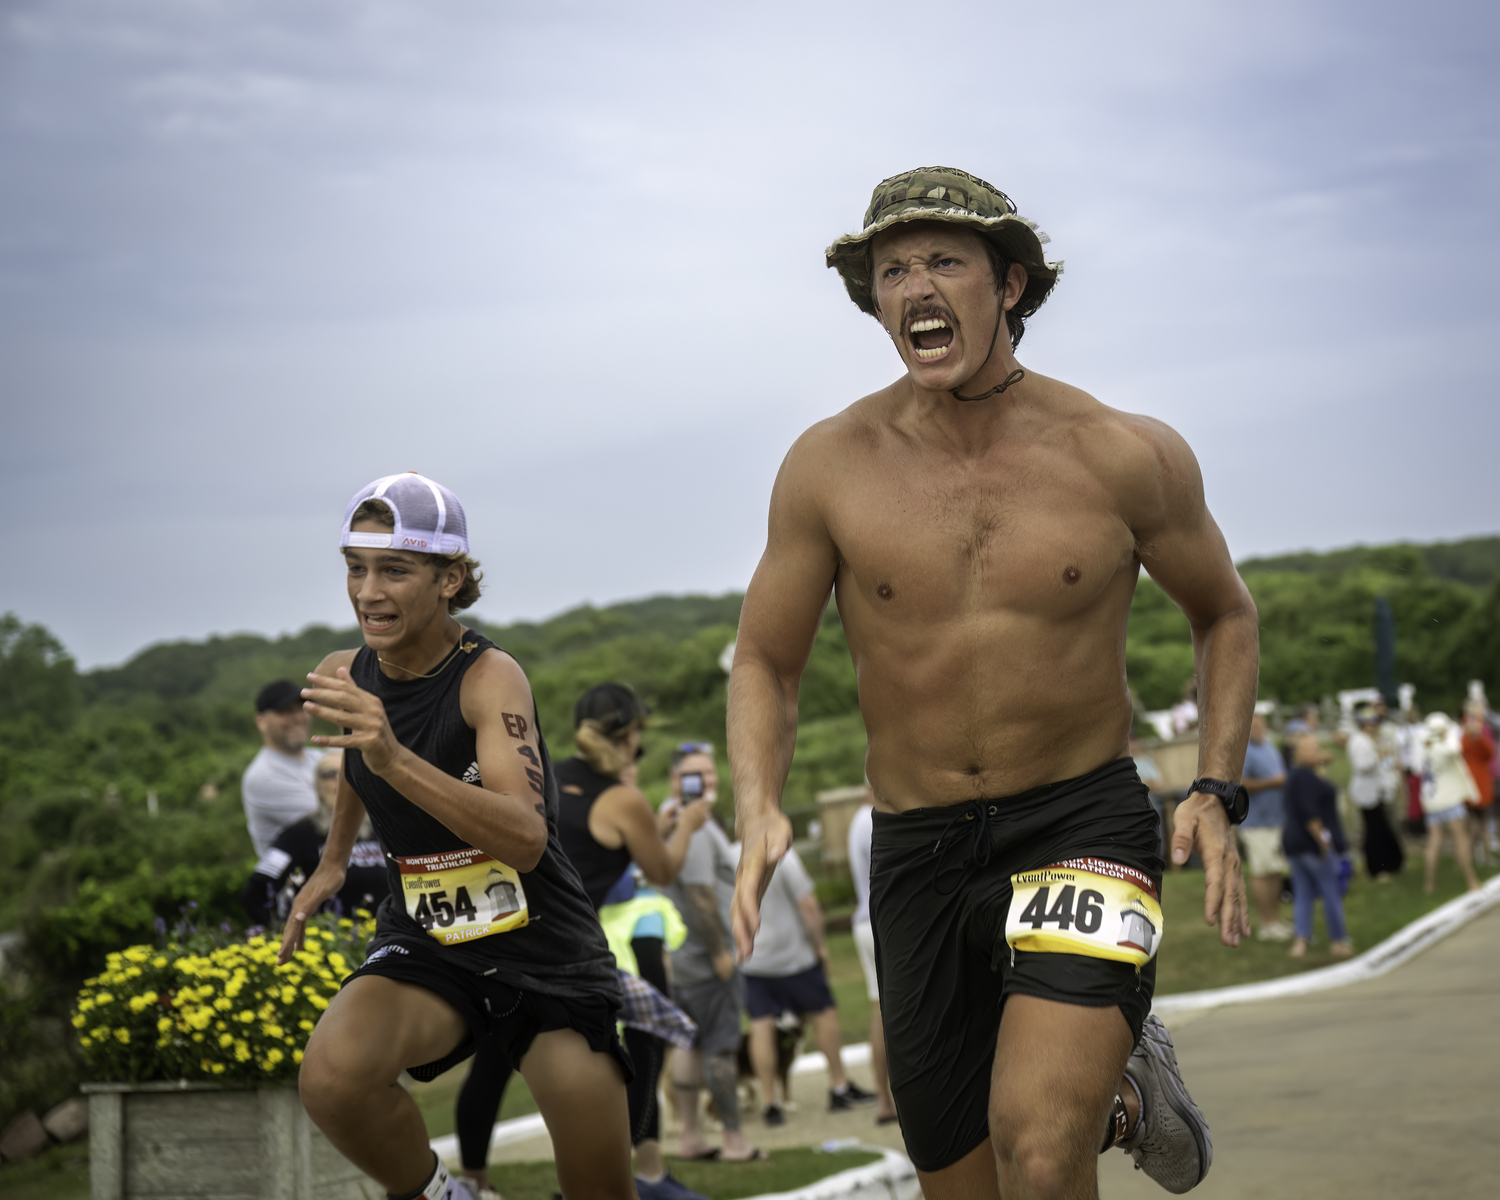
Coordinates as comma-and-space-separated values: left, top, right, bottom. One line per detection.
455, 938, 667, 1168
457, 1033, 512, 1170
1360, 803, 1405, 877
623, 937, 668, 1147
1289, 852, 1348, 943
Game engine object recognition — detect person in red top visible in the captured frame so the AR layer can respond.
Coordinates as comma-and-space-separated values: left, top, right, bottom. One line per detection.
1461, 702, 1496, 866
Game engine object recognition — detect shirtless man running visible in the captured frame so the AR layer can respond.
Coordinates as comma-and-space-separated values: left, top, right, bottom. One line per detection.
729, 168, 1258, 1199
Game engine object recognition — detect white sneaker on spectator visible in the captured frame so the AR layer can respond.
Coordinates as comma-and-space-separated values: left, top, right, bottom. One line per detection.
1256, 919, 1294, 942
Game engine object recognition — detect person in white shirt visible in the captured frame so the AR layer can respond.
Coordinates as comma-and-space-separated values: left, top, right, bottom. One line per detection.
847, 795, 898, 1124
1420, 712, 1482, 894
241, 678, 322, 855
1347, 708, 1404, 880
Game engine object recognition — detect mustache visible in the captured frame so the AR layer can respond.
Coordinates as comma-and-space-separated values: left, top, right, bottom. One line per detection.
901, 304, 955, 334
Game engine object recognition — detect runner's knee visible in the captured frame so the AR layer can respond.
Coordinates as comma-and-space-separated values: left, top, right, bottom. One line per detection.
298, 1025, 402, 1119
990, 1116, 1091, 1200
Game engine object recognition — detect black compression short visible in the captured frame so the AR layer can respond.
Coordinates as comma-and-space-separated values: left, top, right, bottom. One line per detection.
869, 757, 1163, 1172
344, 932, 631, 1085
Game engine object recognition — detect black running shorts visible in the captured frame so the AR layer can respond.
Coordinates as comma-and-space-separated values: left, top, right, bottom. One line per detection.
343, 932, 631, 1084
870, 757, 1163, 1172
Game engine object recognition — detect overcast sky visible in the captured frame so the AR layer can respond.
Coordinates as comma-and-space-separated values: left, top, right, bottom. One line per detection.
2, 0, 1497, 669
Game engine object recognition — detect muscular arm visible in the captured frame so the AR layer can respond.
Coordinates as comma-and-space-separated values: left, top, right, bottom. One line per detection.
727, 430, 841, 959
1121, 416, 1258, 945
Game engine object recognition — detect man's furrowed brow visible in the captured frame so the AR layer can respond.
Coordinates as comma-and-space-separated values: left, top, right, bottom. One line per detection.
877, 244, 969, 267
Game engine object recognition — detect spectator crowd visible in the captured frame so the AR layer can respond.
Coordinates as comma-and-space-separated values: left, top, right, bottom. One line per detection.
1133, 689, 1499, 957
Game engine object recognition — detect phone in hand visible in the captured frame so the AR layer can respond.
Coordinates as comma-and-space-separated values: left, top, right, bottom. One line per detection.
681, 772, 705, 802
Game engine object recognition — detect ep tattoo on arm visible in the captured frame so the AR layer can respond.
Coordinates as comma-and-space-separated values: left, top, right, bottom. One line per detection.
501, 712, 530, 739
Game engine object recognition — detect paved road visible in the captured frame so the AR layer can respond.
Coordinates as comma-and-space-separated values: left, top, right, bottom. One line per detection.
488, 907, 1500, 1196
1101, 904, 1500, 1199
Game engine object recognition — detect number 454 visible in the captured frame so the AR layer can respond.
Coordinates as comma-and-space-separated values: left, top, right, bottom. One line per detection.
1017, 885, 1104, 934
413, 887, 479, 929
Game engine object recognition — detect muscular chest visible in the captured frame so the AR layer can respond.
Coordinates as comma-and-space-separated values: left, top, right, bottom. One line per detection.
828, 444, 1136, 617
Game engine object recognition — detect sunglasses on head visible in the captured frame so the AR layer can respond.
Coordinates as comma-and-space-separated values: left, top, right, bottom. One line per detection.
316, 769, 341, 780
675, 742, 713, 755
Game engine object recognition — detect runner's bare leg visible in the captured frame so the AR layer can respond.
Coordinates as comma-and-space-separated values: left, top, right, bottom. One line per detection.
299, 975, 470, 1193
913, 995, 1135, 1200
518, 1028, 635, 1200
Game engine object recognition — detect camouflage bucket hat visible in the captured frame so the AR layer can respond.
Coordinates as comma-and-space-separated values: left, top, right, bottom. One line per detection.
826, 166, 1063, 318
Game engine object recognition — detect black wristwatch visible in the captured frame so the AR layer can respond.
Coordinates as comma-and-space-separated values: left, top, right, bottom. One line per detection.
1189, 777, 1250, 825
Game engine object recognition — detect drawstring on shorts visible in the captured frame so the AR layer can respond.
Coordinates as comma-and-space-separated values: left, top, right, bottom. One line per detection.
931, 801, 998, 896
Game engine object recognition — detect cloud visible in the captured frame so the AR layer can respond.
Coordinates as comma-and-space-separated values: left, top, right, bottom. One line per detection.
1, 0, 1497, 666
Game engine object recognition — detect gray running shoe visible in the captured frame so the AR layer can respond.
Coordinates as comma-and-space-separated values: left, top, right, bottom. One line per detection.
1119, 1014, 1212, 1193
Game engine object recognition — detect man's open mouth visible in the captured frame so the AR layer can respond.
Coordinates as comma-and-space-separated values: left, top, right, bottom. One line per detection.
909, 316, 954, 361
362, 612, 398, 631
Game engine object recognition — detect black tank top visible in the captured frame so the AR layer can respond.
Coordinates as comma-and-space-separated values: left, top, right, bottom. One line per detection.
554, 757, 634, 909
344, 631, 617, 1000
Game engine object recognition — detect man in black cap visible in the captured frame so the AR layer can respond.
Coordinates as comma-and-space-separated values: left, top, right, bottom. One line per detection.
730, 168, 1259, 1197
242, 678, 323, 856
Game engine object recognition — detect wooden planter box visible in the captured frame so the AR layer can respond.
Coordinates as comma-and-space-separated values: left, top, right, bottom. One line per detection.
81, 1081, 378, 1200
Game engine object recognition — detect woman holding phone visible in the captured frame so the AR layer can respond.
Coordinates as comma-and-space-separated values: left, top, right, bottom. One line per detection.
453, 683, 712, 1200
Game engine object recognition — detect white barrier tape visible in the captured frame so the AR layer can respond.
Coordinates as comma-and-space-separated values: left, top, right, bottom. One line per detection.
741, 1143, 919, 1200
430, 1112, 546, 1163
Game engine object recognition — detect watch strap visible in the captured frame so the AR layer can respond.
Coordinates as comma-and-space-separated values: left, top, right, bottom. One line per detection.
1189, 776, 1248, 824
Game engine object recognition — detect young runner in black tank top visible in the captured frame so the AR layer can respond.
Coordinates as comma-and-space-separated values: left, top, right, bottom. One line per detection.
278, 473, 635, 1200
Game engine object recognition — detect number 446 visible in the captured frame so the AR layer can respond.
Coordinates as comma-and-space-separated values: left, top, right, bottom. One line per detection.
1017, 884, 1104, 934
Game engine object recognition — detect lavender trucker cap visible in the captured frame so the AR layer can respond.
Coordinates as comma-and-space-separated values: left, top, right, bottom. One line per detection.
339, 472, 469, 557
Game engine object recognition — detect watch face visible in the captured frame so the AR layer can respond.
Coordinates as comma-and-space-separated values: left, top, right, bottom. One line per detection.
1233, 785, 1250, 822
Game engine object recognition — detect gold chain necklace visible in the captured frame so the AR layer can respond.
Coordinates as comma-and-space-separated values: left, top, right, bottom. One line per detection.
377, 637, 477, 680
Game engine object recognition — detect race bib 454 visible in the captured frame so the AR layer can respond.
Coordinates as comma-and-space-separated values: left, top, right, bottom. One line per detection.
1005, 858, 1162, 968
396, 848, 529, 946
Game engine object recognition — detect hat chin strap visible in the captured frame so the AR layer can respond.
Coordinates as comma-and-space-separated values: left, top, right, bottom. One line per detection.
949, 307, 1025, 402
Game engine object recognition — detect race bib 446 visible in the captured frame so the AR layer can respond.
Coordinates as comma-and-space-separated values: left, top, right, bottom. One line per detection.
1005, 858, 1162, 968
396, 848, 529, 946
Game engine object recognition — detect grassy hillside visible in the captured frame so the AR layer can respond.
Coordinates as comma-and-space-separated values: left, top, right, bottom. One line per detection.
1238, 533, 1500, 588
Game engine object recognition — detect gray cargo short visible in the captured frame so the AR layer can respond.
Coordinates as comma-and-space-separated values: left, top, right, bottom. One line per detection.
672, 973, 746, 1057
